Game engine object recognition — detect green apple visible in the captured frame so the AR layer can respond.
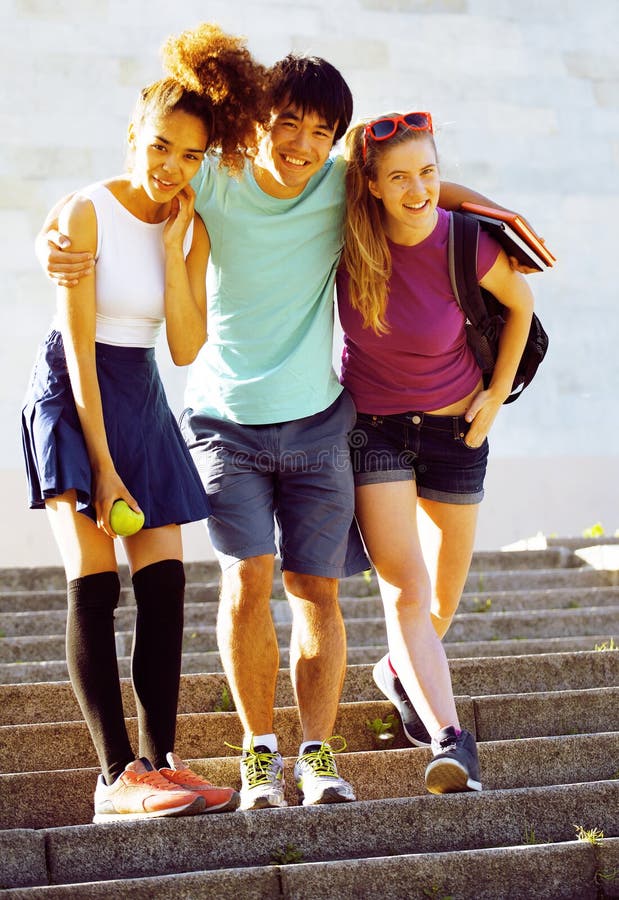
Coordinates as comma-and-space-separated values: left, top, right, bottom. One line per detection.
110, 500, 145, 537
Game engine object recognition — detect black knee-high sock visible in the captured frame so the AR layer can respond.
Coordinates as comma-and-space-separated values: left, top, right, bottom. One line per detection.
131, 559, 185, 769
66, 572, 133, 786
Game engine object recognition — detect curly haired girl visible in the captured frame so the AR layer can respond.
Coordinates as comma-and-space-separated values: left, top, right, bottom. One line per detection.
21, 23, 268, 822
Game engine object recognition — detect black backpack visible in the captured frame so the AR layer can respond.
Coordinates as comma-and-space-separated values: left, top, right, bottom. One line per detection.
448, 210, 549, 404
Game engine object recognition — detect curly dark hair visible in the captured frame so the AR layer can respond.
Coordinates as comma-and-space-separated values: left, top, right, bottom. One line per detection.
132, 23, 271, 174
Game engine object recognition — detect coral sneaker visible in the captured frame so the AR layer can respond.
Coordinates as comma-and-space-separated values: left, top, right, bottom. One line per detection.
160, 752, 240, 812
93, 757, 205, 823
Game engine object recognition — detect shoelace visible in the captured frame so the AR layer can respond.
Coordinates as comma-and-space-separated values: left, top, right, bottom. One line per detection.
225, 739, 280, 787
130, 769, 179, 791
298, 735, 348, 776
436, 734, 459, 753
168, 767, 213, 787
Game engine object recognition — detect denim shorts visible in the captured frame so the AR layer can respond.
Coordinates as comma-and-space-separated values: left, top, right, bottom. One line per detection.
180, 390, 370, 576
349, 411, 489, 504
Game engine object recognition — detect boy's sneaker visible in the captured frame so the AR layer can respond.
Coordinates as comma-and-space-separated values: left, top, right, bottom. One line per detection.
234, 739, 287, 810
93, 757, 205, 823
424, 726, 482, 794
159, 752, 240, 813
294, 737, 356, 806
372, 654, 431, 747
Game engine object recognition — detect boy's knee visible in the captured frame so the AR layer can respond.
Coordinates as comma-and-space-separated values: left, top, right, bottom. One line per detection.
221, 554, 274, 605
283, 571, 338, 605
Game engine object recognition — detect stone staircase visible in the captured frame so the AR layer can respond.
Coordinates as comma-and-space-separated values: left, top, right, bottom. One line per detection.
1, 541, 618, 898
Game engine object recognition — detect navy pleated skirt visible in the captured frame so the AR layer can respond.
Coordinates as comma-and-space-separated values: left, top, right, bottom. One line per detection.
21, 330, 211, 528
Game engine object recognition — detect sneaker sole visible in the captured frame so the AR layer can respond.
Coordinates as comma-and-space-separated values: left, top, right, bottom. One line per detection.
372, 659, 431, 747
239, 794, 287, 811
201, 791, 241, 813
299, 786, 356, 806
93, 796, 206, 823
424, 758, 482, 794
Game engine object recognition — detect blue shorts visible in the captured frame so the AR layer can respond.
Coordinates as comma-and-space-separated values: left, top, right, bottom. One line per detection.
349, 411, 489, 504
181, 390, 370, 576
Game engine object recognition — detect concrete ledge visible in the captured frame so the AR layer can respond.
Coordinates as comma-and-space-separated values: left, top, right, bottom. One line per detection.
2, 588, 619, 638
2, 636, 617, 684
23, 782, 619, 886
0, 698, 477, 772
442, 635, 617, 658
0, 865, 281, 898
3, 733, 618, 830
2, 605, 617, 664
0, 828, 47, 888
2, 839, 618, 898
0, 549, 579, 593
2, 650, 617, 726
3, 838, 619, 900
474, 686, 619, 741
279, 839, 619, 900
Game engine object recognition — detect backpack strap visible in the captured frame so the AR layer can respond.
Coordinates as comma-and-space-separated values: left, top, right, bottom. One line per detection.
448, 210, 485, 328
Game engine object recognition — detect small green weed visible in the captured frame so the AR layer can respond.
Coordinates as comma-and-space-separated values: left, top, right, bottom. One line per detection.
214, 684, 236, 713
582, 522, 605, 538
595, 868, 618, 887
269, 843, 304, 865
594, 638, 617, 652
565, 600, 581, 609
522, 822, 548, 844
421, 885, 453, 900
366, 713, 399, 748
574, 824, 604, 845
472, 597, 492, 613
523, 823, 542, 845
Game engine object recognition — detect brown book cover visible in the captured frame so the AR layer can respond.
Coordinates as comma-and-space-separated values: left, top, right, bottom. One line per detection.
460, 201, 556, 270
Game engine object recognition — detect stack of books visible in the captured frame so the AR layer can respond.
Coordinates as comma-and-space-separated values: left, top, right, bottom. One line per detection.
460, 201, 556, 271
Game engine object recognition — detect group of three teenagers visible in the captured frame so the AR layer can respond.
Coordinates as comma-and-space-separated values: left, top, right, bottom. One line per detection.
28, 22, 535, 820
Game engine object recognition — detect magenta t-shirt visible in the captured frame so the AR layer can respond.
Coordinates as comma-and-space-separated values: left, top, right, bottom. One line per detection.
337, 207, 501, 413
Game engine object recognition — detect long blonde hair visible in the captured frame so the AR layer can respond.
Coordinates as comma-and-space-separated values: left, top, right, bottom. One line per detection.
342, 119, 437, 334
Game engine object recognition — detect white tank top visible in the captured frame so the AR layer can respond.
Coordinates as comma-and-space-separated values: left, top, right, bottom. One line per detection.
74, 182, 194, 348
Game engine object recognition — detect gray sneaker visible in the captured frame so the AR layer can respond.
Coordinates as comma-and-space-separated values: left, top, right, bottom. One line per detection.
424, 726, 482, 794
373, 654, 431, 747
238, 740, 287, 810
294, 737, 356, 806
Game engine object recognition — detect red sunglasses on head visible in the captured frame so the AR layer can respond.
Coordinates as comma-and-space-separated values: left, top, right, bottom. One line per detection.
362, 111, 433, 163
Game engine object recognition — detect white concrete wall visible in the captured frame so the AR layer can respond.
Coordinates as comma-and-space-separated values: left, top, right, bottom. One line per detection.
2, 0, 618, 566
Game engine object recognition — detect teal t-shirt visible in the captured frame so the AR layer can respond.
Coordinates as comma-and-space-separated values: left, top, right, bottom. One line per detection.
184, 154, 346, 424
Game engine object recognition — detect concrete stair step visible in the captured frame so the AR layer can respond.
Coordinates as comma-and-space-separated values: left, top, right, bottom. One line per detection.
1, 569, 615, 618
1, 733, 617, 830
3, 586, 619, 636
3, 635, 618, 685
0, 562, 615, 612
0, 548, 583, 593
2, 838, 618, 899
2, 687, 617, 774
2, 651, 617, 726
2, 606, 617, 664
0, 781, 616, 890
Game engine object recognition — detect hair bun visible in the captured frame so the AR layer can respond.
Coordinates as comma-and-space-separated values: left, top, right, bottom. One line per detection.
161, 23, 249, 105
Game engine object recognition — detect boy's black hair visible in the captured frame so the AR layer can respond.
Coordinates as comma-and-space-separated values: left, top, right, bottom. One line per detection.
270, 54, 353, 142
